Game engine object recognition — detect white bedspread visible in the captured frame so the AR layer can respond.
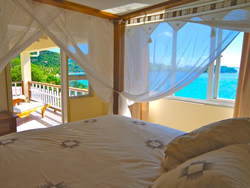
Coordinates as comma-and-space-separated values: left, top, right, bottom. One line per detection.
0, 115, 184, 188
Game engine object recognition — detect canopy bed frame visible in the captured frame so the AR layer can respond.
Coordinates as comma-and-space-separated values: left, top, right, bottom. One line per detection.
33, 0, 198, 115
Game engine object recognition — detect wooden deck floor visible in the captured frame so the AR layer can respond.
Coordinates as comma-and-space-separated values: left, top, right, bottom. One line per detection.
16, 108, 62, 132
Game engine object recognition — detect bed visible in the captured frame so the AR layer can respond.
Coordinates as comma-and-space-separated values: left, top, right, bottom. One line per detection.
0, 115, 250, 188
0, 115, 183, 188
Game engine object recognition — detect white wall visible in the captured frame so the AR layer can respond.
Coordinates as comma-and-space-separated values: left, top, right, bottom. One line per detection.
149, 98, 234, 132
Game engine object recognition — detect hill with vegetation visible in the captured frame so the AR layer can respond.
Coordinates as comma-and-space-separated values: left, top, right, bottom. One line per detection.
203, 65, 237, 73
11, 51, 237, 87
150, 63, 238, 73
11, 50, 84, 86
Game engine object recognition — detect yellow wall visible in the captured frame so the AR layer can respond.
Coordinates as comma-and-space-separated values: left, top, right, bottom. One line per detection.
24, 37, 57, 52
149, 98, 234, 132
68, 92, 109, 122
102, 102, 110, 115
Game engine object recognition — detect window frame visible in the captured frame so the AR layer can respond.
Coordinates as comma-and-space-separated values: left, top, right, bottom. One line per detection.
67, 58, 92, 99
168, 30, 242, 108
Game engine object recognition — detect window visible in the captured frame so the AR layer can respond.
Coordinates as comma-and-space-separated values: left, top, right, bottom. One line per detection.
173, 32, 244, 106
68, 58, 91, 97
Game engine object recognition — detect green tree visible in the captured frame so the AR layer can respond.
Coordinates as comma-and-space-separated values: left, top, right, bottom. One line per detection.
10, 57, 22, 81
11, 65, 22, 81
46, 75, 61, 85
31, 64, 46, 82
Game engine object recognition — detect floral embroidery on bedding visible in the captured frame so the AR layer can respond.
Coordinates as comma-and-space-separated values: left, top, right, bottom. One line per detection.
145, 140, 165, 150
132, 121, 147, 125
83, 119, 96, 123
61, 140, 80, 148
37, 181, 70, 188
179, 160, 215, 182
0, 138, 17, 146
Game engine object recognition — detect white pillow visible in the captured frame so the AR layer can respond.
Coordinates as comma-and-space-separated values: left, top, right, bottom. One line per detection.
162, 117, 250, 170
152, 144, 250, 188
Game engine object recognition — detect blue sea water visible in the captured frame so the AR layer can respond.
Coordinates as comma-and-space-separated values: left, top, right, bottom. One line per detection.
76, 80, 89, 86
73, 72, 239, 100
175, 72, 239, 100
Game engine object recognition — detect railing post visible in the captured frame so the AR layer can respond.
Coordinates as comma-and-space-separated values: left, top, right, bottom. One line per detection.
28, 81, 31, 100
56, 88, 58, 108
21, 81, 24, 95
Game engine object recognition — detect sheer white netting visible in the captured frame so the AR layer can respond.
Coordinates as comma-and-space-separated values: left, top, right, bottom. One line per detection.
121, 5, 250, 114
1, 0, 250, 116
123, 22, 239, 102
13, 0, 114, 105
0, 0, 43, 73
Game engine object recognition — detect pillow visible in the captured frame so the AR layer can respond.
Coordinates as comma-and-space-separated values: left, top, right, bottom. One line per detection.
162, 117, 250, 170
152, 144, 250, 188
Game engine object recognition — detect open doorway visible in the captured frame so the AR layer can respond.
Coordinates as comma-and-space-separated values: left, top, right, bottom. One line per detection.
10, 35, 63, 132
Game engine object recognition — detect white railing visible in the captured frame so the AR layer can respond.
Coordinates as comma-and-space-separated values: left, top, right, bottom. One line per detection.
12, 81, 24, 96
29, 81, 61, 110
28, 81, 88, 111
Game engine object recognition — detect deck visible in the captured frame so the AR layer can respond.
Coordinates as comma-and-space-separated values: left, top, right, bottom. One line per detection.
16, 108, 62, 132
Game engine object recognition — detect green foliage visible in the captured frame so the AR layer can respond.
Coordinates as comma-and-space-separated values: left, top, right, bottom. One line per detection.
31, 64, 46, 82
46, 75, 61, 85
10, 50, 85, 86
30, 51, 84, 74
10, 57, 22, 81
10, 57, 21, 69
68, 59, 84, 73
10, 51, 63, 84
11, 65, 22, 81
31, 50, 61, 75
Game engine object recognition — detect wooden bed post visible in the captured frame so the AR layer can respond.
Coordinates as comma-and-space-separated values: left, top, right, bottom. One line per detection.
113, 21, 125, 114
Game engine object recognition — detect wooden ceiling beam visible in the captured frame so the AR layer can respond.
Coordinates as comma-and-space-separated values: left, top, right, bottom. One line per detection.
33, 0, 120, 20
121, 0, 199, 20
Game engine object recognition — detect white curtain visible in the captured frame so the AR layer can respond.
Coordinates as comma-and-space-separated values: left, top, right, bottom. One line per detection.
120, 5, 250, 115
13, 0, 114, 105
0, 0, 43, 73
122, 21, 239, 103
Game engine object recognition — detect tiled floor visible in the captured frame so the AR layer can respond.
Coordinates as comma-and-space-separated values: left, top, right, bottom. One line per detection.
16, 108, 62, 132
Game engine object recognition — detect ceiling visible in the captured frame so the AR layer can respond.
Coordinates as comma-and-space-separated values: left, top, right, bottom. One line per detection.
67, 0, 170, 15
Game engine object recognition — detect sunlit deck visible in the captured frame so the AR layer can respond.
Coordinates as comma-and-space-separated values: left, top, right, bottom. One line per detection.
16, 108, 62, 132
12, 80, 87, 132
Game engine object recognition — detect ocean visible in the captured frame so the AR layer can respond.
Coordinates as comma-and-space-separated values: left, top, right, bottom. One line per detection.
74, 71, 239, 100
175, 72, 239, 100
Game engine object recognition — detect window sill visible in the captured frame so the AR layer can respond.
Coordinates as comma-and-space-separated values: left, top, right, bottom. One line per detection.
166, 96, 235, 108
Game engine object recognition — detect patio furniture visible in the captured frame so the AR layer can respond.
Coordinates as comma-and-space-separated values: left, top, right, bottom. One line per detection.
13, 102, 51, 118
13, 95, 28, 106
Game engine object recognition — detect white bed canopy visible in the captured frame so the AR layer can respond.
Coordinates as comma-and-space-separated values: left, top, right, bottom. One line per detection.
0, 0, 250, 115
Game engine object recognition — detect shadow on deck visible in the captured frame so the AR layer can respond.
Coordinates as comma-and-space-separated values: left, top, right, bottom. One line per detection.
16, 108, 62, 132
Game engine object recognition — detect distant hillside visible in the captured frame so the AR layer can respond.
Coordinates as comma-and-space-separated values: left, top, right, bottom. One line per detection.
31, 50, 84, 74
68, 58, 84, 73
10, 50, 84, 85
150, 63, 238, 73
220, 66, 237, 73
203, 65, 237, 73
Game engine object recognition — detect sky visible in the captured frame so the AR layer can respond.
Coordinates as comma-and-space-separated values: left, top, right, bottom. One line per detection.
221, 32, 243, 67
48, 43, 88, 55
48, 24, 244, 68
49, 48, 60, 53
